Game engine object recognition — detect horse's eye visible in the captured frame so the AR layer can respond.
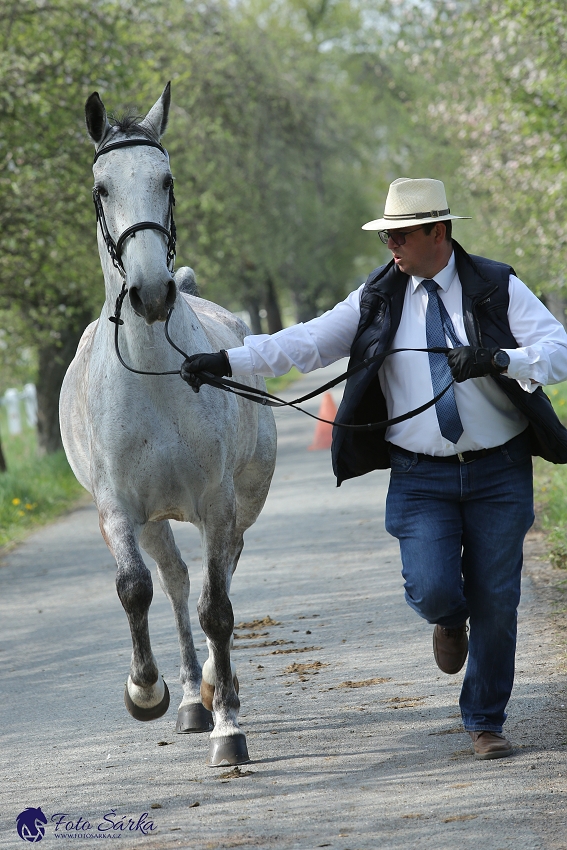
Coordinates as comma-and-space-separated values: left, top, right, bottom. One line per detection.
96, 185, 108, 198
163, 176, 173, 190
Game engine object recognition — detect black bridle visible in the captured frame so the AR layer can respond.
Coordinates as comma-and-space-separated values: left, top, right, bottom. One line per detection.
96, 137, 455, 431
92, 138, 176, 279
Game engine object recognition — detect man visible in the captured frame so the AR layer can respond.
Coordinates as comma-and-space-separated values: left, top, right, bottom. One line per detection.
182, 177, 567, 760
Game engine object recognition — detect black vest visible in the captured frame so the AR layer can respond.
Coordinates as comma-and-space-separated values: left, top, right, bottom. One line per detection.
331, 240, 567, 485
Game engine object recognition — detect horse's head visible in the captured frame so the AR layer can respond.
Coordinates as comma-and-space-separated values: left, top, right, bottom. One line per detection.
86, 84, 177, 324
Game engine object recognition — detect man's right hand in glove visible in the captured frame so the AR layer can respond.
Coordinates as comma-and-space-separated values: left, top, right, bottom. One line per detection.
180, 350, 232, 392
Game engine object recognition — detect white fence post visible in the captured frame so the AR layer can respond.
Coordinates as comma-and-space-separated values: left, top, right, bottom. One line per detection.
21, 384, 38, 427
1, 385, 38, 435
3, 388, 22, 435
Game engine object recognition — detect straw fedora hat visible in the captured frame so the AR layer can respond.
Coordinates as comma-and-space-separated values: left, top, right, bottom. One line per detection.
362, 177, 470, 231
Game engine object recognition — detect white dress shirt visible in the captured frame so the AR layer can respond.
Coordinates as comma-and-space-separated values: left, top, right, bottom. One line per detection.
227, 252, 567, 455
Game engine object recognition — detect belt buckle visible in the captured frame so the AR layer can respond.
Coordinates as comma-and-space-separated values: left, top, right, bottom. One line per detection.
457, 452, 465, 463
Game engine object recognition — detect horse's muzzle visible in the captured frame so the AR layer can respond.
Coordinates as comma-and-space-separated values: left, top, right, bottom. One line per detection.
129, 278, 177, 323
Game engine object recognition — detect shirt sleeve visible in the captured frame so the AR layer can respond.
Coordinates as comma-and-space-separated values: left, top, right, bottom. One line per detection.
505, 275, 567, 392
226, 284, 363, 376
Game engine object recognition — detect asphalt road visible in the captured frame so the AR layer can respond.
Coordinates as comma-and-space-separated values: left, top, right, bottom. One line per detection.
1, 363, 566, 850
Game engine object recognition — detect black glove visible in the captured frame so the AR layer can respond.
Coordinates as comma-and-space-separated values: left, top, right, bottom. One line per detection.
447, 346, 508, 383
181, 350, 232, 393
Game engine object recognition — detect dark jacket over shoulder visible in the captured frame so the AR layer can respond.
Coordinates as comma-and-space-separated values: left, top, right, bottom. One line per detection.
331, 240, 567, 485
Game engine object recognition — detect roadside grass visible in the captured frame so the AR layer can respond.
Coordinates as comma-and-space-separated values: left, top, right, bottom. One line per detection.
264, 367, 301, 394
534, 456, 567, 569
534, 382, 567, 569
0, 414, 86, 550
546, 381, 567, 420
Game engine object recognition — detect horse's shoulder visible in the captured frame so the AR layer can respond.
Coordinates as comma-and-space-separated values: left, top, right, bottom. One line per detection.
181, 293, 249, 342
76, 319, 99, 353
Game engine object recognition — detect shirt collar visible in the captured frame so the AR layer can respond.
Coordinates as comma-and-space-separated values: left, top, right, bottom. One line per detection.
411, 251, 457, 294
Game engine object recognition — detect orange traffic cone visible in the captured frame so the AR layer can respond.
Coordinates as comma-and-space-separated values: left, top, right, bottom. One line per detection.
308, 393, 338, 451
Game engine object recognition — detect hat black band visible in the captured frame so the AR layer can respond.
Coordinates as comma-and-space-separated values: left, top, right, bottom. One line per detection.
383, 208, 450, 221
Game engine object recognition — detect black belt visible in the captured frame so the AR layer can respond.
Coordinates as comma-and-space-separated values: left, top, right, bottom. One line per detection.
389, 443, 503, 464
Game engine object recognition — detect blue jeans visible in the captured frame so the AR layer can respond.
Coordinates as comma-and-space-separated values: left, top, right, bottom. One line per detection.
385, 431, 534, 732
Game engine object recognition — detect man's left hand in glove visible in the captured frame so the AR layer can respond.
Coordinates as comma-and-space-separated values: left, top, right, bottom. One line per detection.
447, 347, 510, 383
181, 350, 232, 392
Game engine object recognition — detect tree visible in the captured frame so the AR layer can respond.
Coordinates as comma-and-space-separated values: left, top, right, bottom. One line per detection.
147, 0, 380, 322
408, 0, 567, 302
0, 0, 162, 450
0, 0, 428, 450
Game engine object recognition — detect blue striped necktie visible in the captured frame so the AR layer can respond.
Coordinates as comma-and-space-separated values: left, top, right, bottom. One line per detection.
421, 278, 464, 444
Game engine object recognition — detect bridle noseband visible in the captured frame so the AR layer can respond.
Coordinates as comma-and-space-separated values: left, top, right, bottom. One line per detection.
92, 138, 177, 279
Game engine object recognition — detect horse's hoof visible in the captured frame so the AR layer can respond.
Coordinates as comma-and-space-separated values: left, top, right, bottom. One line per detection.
208, 733, 250, 767
200, 675, 239, 712
124, 679, 170, 722
176, 702, 214, 733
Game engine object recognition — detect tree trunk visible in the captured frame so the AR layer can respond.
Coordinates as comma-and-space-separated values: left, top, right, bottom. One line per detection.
264, 276, 283, 334
245, 297, 263, 334
293, 285, 319, 323
542, 291, 567, 328
36, 314, 92, 454
0, 434, 6, 472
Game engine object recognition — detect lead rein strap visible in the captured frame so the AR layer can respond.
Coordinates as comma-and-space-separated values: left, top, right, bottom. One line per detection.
164, 306, 454, 431
207, 345, 451, 407
115, 303, 454, 432
199, 370, 454, 432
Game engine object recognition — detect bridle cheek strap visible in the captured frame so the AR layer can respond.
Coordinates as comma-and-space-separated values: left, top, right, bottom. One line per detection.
92, 138, 176, 278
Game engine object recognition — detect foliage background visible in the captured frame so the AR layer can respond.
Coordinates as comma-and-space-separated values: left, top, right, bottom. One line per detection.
2, 0, 567, 449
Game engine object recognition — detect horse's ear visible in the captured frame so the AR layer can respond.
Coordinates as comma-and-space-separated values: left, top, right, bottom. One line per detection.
85, 92, 110, 144
140, 82, 171, 139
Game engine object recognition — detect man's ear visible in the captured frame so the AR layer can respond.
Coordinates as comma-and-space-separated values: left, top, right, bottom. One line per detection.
434, 221, 448, 243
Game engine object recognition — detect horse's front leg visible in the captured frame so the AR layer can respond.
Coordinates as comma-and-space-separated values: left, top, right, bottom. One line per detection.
197, 490, 248, 766
140, 520, 213, 734
99, 507, 169, 721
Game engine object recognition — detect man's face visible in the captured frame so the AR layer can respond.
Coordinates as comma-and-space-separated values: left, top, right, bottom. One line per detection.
387, 225, 437, 277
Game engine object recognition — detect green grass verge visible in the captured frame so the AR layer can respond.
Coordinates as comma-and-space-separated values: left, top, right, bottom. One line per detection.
534, 381, 567, 569
0, 419, 86, 550
534, 457, 567, 569
264, 367, 302, 394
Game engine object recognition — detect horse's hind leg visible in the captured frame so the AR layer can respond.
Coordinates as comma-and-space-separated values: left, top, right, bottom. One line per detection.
197, 488, 249, 766
99, 508, 169, 721
140, 520, 213, 733
200, 533, 244, 715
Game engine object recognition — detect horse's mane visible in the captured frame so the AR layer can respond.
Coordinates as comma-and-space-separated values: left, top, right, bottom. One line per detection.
108, 113, 160, 142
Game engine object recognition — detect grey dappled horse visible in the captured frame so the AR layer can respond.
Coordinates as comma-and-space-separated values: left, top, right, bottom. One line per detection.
59, 84, 277, 766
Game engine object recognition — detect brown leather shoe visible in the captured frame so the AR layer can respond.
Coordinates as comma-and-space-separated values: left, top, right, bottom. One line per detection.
469, 731, 513, 760
433, 623, 468, 674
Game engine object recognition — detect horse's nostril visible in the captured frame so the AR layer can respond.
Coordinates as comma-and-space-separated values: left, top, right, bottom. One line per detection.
128, 279, 176, 322
166, 278, 177, 310
129, 286, 145, 318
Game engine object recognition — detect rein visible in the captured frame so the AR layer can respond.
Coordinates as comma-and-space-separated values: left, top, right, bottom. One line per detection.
108, 282, 453, 431
97, 136, 455, 432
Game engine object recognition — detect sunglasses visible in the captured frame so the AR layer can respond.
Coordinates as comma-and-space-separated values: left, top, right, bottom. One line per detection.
378, 225, 426, 246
